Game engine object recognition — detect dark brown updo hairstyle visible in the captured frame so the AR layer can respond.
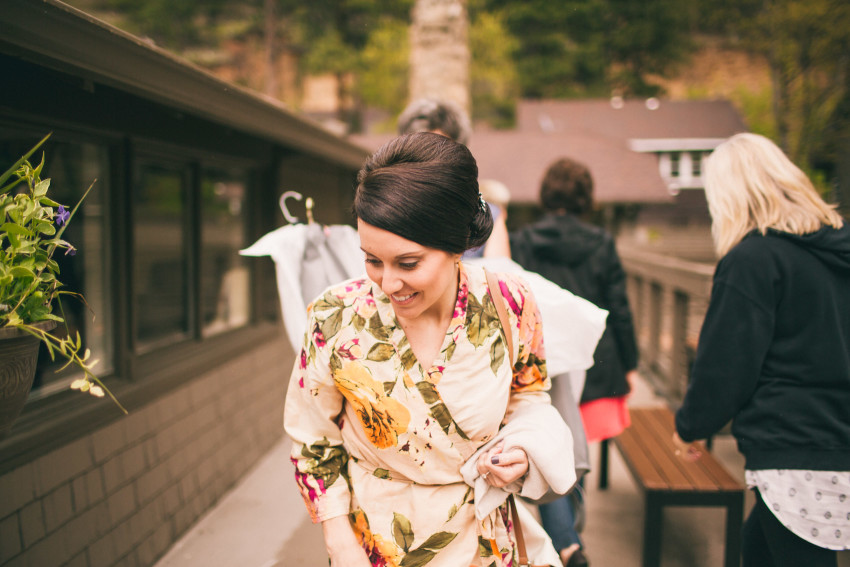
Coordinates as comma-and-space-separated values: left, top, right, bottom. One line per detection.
540, 157, 594, 215
354, 132, 493, 254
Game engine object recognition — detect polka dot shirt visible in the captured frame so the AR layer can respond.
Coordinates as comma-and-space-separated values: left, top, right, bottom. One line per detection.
746, 469, 850, 550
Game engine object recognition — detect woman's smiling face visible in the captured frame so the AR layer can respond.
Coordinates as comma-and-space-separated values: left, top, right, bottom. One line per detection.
358, 219, 461, 321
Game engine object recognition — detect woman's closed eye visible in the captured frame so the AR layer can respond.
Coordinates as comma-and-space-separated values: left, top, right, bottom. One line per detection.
365, 258, 418, 270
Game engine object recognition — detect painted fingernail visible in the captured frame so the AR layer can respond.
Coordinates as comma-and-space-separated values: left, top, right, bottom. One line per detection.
491, 455, 500, 465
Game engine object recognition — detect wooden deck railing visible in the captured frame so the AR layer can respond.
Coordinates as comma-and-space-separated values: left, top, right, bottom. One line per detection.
618, 246, 716, 405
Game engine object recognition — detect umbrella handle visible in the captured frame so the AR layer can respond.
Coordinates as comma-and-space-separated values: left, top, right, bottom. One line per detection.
280, 191, 303, 224
305, 197, 315, 225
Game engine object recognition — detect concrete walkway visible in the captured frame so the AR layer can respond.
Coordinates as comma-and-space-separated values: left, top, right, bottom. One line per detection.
154, 374, 849, 566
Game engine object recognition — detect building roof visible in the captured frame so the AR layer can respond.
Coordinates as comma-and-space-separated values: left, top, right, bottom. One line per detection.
352, 98, 747, 205
518, 98, 748, 140
1, 0, 370, 169
468, 130, 671, 204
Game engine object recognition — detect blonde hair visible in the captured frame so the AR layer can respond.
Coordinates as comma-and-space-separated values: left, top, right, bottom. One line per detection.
704, 133, 844, 256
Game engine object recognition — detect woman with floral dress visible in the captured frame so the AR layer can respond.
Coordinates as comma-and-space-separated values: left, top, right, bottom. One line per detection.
284, 133, 580, 567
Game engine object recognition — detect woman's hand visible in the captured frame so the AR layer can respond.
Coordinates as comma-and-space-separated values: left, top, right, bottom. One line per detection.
672, 431, 702, 462
476, 442, 529, 488
322, 515, 371, 567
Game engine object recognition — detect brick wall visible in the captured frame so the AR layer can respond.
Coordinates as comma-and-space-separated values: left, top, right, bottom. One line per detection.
0, 339, 292, 567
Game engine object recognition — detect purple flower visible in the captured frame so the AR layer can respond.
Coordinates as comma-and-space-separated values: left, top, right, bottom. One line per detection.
55, 205, 70, 226
65, 246, 77, 256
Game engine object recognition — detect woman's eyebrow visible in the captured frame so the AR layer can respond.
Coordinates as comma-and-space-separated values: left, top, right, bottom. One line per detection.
360, 249, 423, 260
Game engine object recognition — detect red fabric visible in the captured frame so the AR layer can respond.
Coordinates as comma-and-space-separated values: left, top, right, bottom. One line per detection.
579, 396, 631, 443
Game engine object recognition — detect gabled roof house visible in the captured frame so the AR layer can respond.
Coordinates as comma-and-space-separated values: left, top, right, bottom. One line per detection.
474, 98, 748, 205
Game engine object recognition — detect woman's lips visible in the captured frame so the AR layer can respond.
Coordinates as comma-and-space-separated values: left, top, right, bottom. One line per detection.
391, 292, 417, 305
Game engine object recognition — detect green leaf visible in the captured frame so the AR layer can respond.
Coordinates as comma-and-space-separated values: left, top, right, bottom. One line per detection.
1, 223, 34, 238
401, 347, 417, 371
416, 381, 441, 404
382, 381, 396, 396
320, 309, 343, 342
465, 293, 494, 347
38, 196, 61, 207
33, 219, 56, 236
367, 313, 390, 341
444, 341, 457, 361
33, 179, 50, 198
373, 468, 391, 480
430, 403, 453, 433
352, 312, 366, 332
447, 504, 458, 522
366, 342, 395, 362
489, 338, 505, 376
400, 549, 436, 567
418, 531, 458, 551
392, 512, 415, 552
313, 292, 344, 312
478, 536, 494, 557
329, 353, 342, 373
0, 133, 50, 187
9, 266, 35, 279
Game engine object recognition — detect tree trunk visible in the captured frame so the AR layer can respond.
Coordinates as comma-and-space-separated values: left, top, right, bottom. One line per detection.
409, 0, 470, 115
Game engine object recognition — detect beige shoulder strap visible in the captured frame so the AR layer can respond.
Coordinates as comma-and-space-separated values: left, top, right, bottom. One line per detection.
484, 269, 515, 368
485, 271, 540, 566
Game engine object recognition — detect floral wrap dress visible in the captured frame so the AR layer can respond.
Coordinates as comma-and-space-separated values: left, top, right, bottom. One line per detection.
284, 263, 551, 567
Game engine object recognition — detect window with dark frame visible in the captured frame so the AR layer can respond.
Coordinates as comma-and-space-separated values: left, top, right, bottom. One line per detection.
200, 166, 252, 337
670, 151, 681, 177
132, 160, 191, 350
691, 151, 703, 177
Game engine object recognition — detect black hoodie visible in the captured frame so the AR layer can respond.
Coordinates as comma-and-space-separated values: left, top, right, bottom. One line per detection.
510, 213, 638, 403
676, 223, 850, 471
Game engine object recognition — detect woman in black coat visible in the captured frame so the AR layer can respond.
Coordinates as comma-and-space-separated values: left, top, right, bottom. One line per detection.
511, 157, 638, 437
510, 157, 639, 567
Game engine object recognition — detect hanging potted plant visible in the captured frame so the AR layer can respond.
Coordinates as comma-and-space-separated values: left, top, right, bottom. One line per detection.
0, 134, 126, 435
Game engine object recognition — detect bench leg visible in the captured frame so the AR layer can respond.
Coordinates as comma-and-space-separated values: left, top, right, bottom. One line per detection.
598, 438, 609, 490
724, 495, 744, 567
642, 493, 663, 567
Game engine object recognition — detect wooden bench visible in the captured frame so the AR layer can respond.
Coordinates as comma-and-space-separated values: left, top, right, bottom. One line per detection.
598, 407, 745, 567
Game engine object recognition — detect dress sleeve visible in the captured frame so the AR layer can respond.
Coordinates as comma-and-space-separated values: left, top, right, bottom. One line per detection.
283, 302, 351, 523
497, 274, 552, 419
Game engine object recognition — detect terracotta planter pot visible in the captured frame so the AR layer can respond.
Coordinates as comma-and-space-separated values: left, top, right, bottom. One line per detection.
0, 321, 56, 436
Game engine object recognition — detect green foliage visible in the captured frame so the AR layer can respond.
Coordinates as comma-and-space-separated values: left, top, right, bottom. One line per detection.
0, 135, 125, 412
485, 0, 693, 97
89, 0, 233, 49
470, 11, 519, 127
696, 0, 850, 173
357, 18, 410, 116
731, 85, 778, 141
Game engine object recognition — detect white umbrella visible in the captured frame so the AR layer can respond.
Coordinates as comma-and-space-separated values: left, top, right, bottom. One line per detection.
240, 192, 364, 351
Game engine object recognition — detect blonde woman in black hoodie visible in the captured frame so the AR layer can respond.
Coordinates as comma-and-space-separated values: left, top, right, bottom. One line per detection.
673, 133, 850, 566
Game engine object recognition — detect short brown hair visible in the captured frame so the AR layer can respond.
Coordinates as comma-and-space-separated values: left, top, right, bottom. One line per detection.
540, 157, 594, 215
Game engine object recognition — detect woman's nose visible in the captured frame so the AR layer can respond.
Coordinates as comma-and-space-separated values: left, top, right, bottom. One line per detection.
381, 267, 404, 295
